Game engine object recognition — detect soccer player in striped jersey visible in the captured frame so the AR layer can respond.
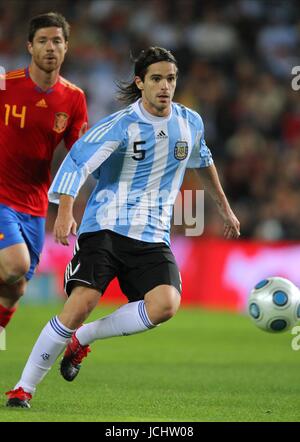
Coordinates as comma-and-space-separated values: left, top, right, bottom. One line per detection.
0, 13, 88, 330
6, 47, 239, 408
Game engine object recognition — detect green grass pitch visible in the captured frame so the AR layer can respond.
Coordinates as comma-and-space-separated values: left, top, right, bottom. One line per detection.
1, 303, 300, 422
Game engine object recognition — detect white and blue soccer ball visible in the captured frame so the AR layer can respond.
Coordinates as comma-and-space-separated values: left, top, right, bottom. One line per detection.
248, 277, 300, 332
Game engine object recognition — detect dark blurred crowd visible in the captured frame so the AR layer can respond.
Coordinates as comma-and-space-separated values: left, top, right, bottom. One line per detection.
1, 0, 300, 240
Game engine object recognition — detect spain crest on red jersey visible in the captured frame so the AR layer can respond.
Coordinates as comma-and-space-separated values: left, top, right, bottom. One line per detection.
53, 112, 69, 133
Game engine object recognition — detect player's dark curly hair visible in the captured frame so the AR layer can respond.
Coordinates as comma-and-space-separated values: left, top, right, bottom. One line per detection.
28, 12, 70, 42
117, 46, 178, 105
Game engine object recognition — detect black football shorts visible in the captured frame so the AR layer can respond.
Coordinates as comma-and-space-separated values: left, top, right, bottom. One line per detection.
64, 229, 182, 302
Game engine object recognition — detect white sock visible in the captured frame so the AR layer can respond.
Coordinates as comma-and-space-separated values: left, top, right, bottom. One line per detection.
15, 316, 75, 395
76, 300, 155, 345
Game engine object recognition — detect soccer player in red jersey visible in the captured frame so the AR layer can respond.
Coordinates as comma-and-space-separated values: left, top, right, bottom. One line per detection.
0, 12, 88, 329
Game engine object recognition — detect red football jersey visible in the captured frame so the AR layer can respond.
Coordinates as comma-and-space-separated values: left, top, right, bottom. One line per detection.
0, 68, 88, 217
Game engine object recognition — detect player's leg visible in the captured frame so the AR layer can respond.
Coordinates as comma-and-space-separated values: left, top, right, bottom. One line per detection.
0, 204, 31, 284
0, 245, 41, 318
65, 233, 181, 344
60, 236, 181, 380
0, 204, 32, 327
13, 284, 177, 389
58, 284, 180, 382
0, 207, 45, 328
61, 234, 180, 346
0, 277, 28, 327
5, 283, 179, 407
59, 285, 102, 329
6, 232, 112, 406
57, 232, 181, 337
11, 232, 176, 391
0, 244, 30, 312
5, 284, 101, 408
5, 313, 77, 408
5, 233, 180, 404
0, 243, 30, 286
74, 285, 180, 347
144, 284, 181, 324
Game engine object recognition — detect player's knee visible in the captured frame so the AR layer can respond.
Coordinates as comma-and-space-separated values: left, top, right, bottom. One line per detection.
0, 244, 31, 284
0, 278, 27, 302
159, 296, 180, 321
146, 288, 181, 324
1, 262, 29, 285
15, 279, 27, 299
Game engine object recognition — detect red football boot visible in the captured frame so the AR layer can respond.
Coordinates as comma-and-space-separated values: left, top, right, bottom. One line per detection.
6, 387, 32, 408
60, 334, 91, 382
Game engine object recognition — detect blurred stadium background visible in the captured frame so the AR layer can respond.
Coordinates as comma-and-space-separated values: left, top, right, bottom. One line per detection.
1, 0, 300, 310
3, 0, 300, 424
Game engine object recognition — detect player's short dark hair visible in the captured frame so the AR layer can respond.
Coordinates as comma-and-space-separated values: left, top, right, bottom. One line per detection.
28, 12, 70, 42
117, 46, 178, 105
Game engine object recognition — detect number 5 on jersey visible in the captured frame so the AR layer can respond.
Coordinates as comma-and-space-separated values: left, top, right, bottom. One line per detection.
4, 104, 26, 128
132, 141, 146, 161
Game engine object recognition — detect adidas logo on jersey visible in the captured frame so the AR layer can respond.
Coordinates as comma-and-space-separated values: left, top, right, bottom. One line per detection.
36, 99, 48, 108
156, 130, 168, 140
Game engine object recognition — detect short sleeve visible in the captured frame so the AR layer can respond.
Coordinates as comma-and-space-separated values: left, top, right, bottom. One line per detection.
187, 115, 213, 168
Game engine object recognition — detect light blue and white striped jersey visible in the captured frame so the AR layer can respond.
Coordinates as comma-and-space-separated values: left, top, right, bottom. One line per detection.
48, 99, 213, 246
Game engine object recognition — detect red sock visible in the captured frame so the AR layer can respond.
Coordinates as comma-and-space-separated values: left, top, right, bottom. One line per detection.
0, 304, 17, 328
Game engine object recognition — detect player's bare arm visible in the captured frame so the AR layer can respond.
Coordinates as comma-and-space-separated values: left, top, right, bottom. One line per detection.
54, 194, 77, 246
195, 165, 240, 239
52, 122, 87, 246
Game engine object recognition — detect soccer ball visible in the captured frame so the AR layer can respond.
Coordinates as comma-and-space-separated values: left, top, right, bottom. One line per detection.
248, 277, 300, 332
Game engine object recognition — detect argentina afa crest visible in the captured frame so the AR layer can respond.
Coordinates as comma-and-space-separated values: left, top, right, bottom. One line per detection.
53, 112, 69, 133
174, 141, 188, 161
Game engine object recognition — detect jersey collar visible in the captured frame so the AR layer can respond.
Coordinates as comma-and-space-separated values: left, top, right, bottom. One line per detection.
133, 99, 173, 124
25, 67, 58, 94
